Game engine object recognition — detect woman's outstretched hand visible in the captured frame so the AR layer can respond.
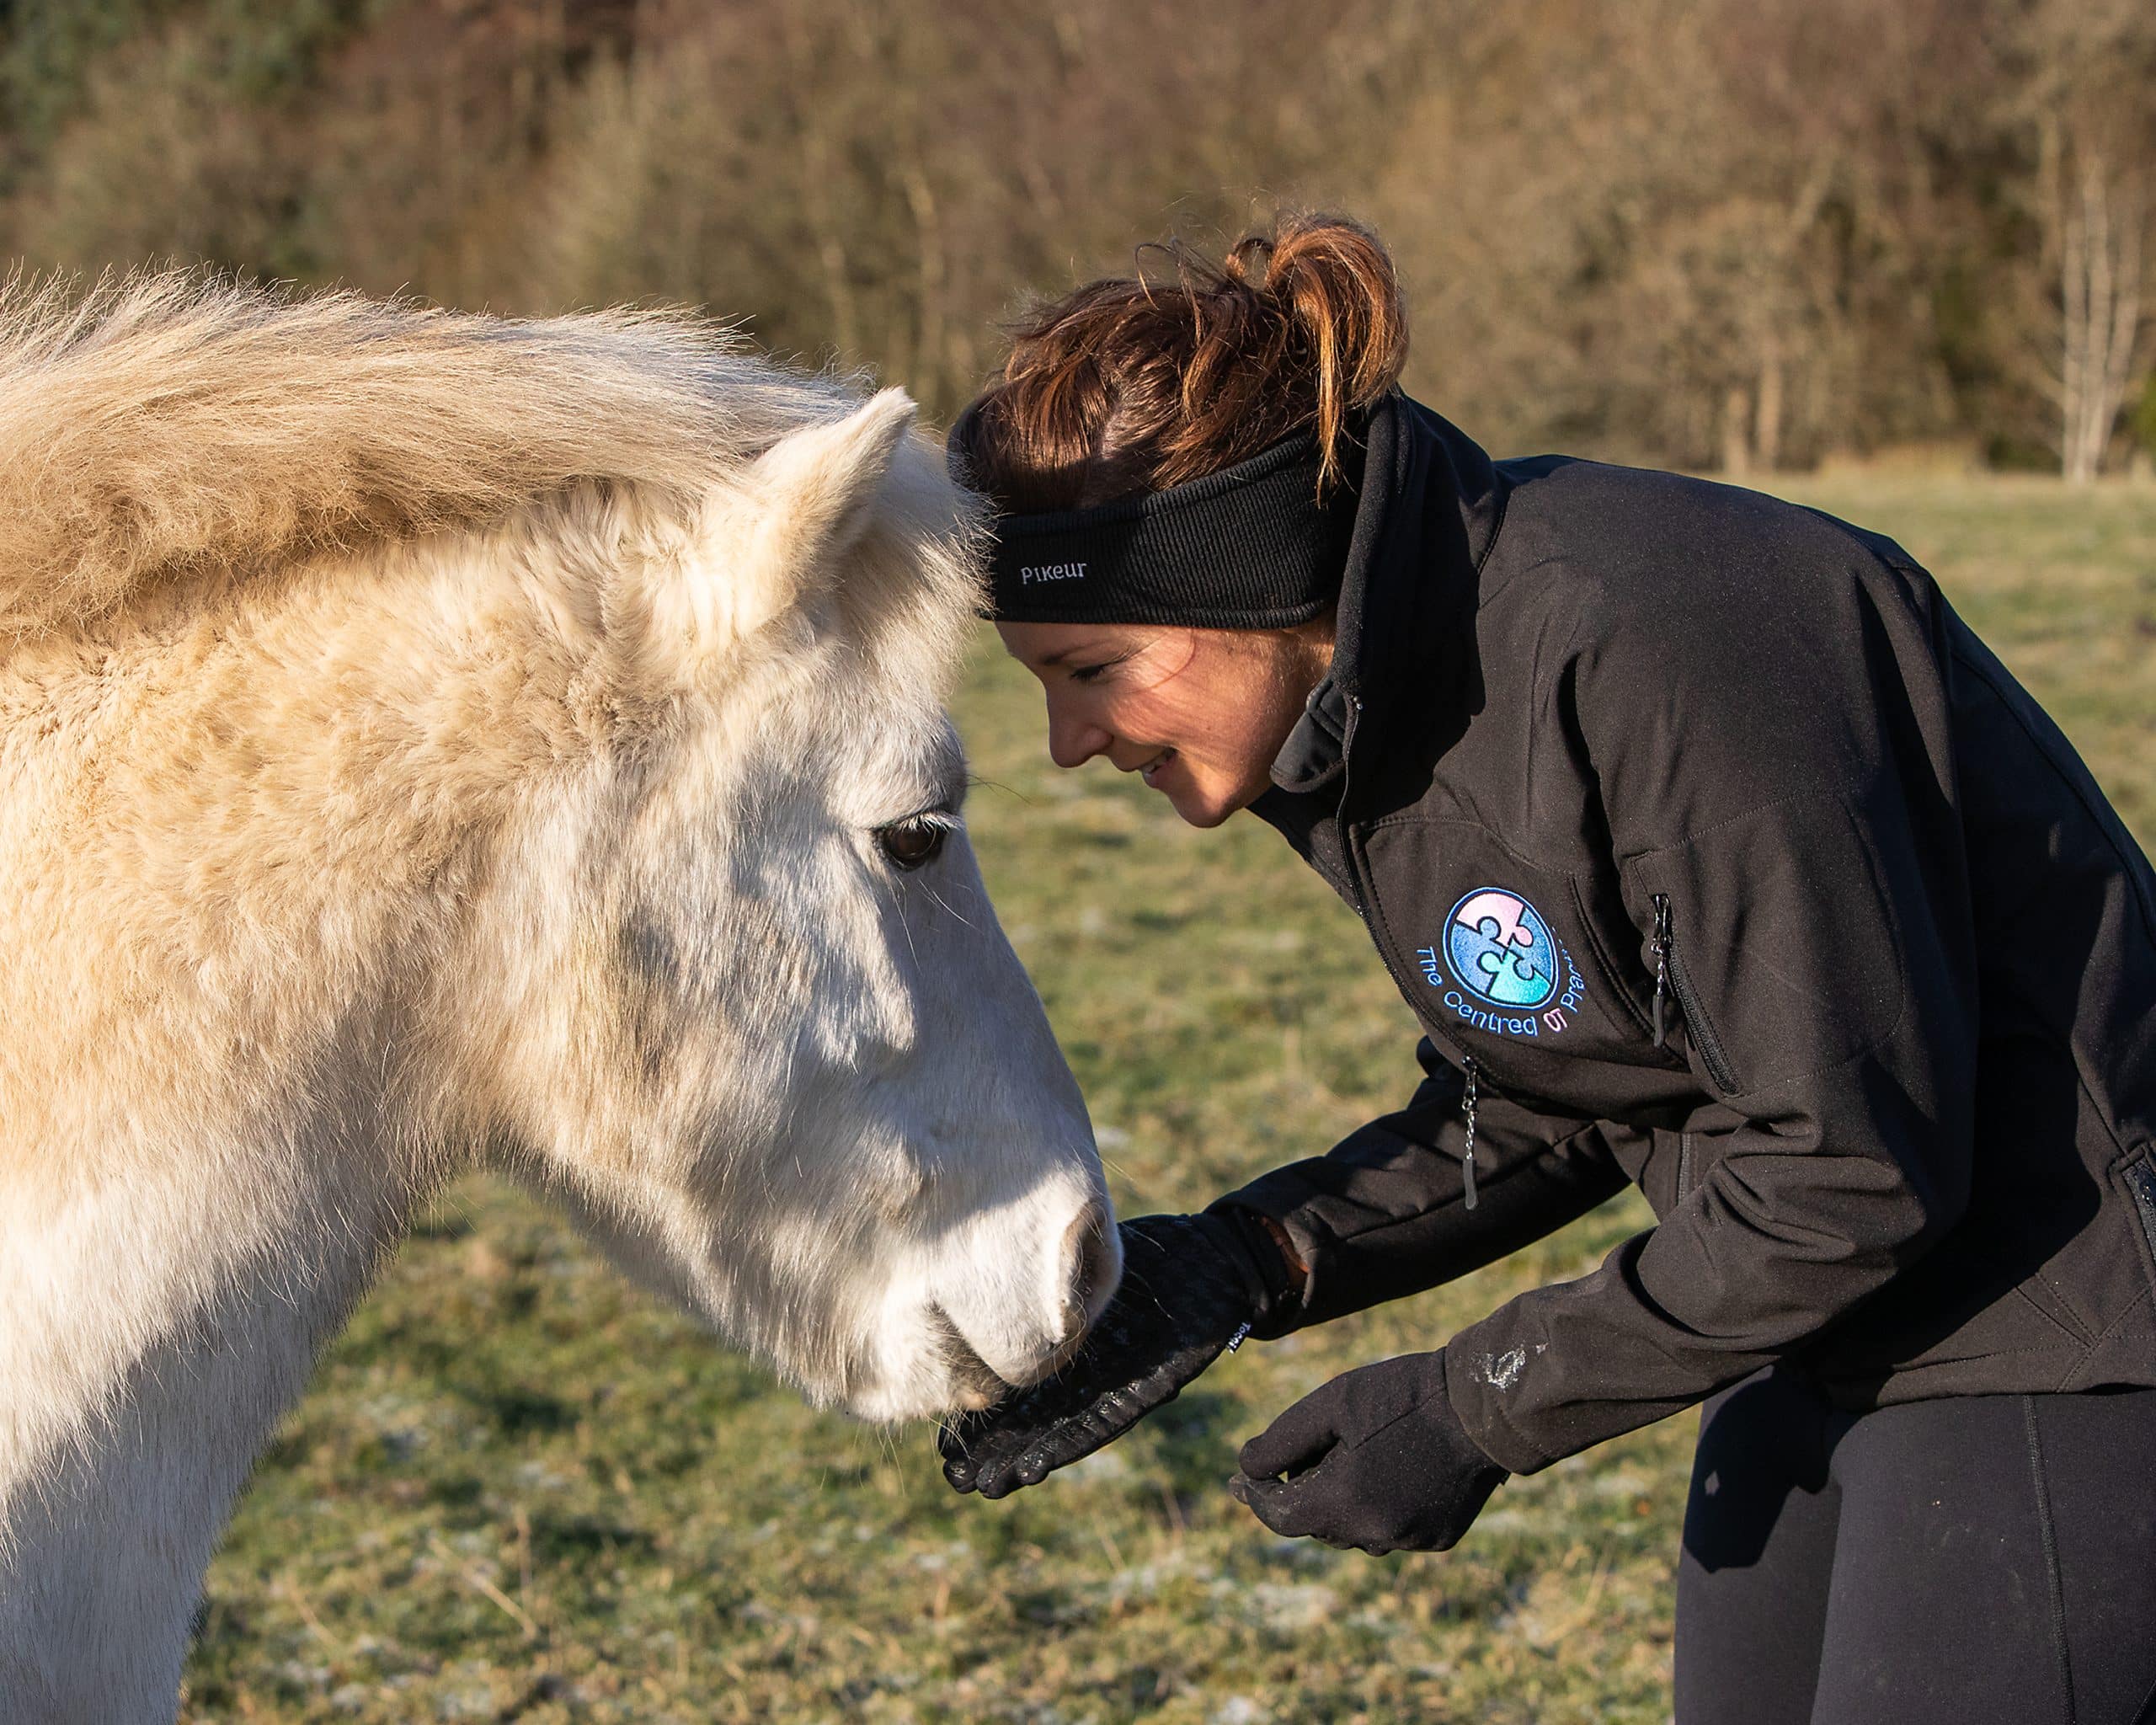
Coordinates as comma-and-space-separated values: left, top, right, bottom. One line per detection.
1229, 1348, 1508, 1555
938, 1212, 1274, 1498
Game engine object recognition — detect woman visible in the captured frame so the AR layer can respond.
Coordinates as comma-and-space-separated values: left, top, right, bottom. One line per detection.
937, 214, 2156, 1722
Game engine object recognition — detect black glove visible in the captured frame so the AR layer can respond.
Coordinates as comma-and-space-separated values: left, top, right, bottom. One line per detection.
1227, 1348, 1508, 1555
938, 1210, 1285, 1498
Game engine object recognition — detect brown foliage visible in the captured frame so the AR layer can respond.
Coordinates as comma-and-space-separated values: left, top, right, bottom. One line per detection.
0, 0, 2147, 473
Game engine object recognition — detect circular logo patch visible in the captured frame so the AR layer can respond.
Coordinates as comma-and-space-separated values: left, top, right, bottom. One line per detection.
1445, 888, 1559, 1011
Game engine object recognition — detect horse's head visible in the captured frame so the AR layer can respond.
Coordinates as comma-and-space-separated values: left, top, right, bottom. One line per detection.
0, 283, 1129, 1713
457, 391, 1117, 1421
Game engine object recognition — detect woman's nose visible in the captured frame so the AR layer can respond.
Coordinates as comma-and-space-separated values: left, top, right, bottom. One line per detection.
1044, 700, 1110, 770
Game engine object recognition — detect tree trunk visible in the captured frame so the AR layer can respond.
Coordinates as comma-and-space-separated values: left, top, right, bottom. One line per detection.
1721, 385, 1753, 476
782, 12, 860, 364
2058, 149, 2147, 483
1755, 330, 1785, 473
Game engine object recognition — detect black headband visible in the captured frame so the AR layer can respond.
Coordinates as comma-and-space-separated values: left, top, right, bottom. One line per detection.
948, 406, 1358, 628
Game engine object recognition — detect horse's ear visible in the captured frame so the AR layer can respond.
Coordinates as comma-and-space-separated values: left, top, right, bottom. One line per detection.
664, 389, 920, 657
748, 387, 919, 573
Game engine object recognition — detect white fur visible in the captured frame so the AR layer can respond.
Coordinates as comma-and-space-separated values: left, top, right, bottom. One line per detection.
0, 275, 1116, 1722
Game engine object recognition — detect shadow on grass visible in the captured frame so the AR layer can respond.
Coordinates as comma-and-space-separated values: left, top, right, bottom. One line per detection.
526, 1510, 659, 1566
459, 1384, 577, 1436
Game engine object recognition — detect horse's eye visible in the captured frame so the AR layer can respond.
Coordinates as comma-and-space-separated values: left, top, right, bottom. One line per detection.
876, 815, 948, 871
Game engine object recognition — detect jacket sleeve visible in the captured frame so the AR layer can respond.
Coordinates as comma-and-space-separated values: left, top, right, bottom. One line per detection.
1444, 558, 1982, 1474
1212, 1036, 1631, 1338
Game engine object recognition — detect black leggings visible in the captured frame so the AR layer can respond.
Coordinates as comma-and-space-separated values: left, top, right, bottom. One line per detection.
1676, 1365, 2156, 1725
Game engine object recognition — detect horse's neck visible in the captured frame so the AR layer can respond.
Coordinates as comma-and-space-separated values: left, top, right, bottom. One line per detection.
0, 1120, 418, 1724
0, 552, 510, 1718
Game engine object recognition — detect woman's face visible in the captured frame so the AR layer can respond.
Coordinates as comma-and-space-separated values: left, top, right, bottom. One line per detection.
998, 617, 1335, 828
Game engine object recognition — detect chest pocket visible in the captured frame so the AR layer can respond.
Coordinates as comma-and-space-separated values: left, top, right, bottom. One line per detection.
1355, 816, 1688, 1116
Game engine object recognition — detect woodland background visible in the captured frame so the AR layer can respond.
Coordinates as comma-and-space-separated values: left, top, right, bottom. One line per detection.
1, 0, 2152, 478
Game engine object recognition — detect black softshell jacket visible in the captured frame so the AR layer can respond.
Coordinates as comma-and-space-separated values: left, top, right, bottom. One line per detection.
1223, 393, 2156, 1476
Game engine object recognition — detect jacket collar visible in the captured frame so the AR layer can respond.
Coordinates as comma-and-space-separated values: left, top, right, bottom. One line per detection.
1269, 673, 1353, 796
1263, 393, 1506, 800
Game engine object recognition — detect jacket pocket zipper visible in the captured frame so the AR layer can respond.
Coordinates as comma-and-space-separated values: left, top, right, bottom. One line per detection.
1652, 894, 1741, 1094
2124, 1155, 2156, 1267
1460, 1055, 1480, 1211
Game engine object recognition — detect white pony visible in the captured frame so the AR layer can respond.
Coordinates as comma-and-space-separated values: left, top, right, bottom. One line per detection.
0, 275, 1118, 1723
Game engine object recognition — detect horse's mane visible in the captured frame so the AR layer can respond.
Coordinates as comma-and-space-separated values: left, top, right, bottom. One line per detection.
0, 270, 851, 641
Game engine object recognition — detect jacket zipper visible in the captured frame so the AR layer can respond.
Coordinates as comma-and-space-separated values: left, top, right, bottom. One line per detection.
1651, 895, 1672, 1047
1460, 1055, 1480, 1210
1339, 696, 1482, 1209
1651, 893, 1740, 1094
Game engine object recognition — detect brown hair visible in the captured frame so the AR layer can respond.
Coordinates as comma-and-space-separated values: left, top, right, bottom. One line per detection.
954, 212, 1408, 514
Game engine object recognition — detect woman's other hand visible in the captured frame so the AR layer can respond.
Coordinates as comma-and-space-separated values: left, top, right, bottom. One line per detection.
937, 1211, 1280, 1498
1229, 1348, 1508, 1554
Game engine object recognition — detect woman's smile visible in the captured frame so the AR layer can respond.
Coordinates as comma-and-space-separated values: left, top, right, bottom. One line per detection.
1131, 746, 1175, 786
997, 618, 1333, 828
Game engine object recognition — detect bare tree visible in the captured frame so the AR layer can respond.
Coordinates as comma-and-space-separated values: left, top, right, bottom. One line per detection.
2039, 124, 2147, 483
2016, 0, 2155, 480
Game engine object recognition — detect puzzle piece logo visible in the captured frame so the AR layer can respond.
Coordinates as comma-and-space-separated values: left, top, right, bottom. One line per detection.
1445, 888, 1558, 1011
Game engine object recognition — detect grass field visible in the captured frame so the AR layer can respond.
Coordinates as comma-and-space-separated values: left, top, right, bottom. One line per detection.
180, 473, 2156, 1724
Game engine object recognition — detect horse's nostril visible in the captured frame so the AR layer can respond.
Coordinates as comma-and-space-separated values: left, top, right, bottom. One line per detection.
1059, 1200, 1120, 1342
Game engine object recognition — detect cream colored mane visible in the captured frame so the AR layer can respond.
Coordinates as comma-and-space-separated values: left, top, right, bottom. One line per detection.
0, 271, 851, 643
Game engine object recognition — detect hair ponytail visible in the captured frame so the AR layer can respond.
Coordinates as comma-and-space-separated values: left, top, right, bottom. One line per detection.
955, 212, 1408, 514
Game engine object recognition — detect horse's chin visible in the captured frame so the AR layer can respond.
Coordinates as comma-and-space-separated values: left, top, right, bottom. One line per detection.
929, 1305, 1022, 1413
825, 1302, 1091, 1422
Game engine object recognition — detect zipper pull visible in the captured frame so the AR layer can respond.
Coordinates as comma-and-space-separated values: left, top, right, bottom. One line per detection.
1460, 1055, 1480, 1210
1651, 894, 1672, 1048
